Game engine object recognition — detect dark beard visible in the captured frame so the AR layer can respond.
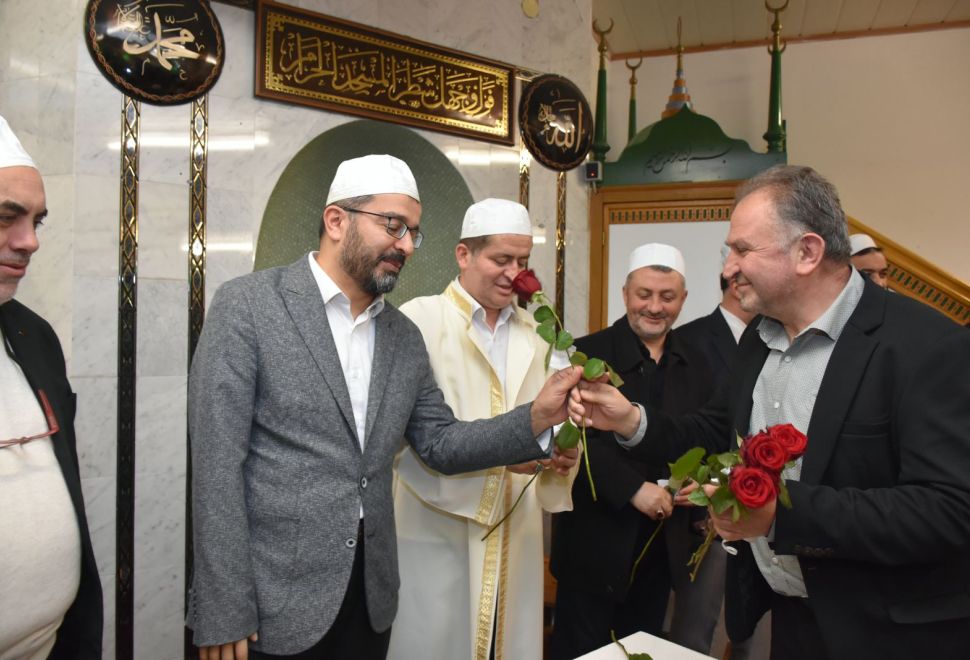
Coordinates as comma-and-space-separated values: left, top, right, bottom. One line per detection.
339, 221, 406, 295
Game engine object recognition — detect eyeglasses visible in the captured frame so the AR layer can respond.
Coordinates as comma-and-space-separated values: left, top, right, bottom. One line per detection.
338, 206, 424, 248
0, 389, 60, 449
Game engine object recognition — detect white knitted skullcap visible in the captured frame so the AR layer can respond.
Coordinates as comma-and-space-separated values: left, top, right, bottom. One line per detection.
0, 115, 37, 170
460, 198, 532, 239
325, 154, 419, 205
628, 243, 686, 279
849, 233, 878, 255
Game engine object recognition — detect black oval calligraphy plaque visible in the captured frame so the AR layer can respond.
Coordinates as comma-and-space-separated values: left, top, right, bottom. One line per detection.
84, 0, 225, 105
519, 74, 593, 172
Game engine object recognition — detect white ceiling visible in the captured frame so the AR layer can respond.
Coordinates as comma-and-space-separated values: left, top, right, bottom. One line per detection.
591, 0, 970, 58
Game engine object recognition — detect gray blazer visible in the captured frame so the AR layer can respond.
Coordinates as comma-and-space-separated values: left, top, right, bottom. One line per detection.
186, 255, 543, 654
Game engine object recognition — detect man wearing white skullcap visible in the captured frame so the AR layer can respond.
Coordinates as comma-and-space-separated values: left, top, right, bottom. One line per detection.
849, 233, 889, 288
0, 115, 103, 658
550, 241, 722, 658
388, 198, 578, 660
188, 162, 581, 659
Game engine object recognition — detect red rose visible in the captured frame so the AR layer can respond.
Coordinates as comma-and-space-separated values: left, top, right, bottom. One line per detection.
729, 466, 777, 509
741, 432, 788, 474
769, 423, 807, 460
511, 269, 542, 305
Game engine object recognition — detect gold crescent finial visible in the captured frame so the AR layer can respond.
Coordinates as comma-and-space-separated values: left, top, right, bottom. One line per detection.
765, 0, 789, 12
625, 57, 643, 72
593, 18, 614, 37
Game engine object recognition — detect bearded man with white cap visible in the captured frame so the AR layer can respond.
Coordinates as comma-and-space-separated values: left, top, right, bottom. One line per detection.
0, 116, 103, 658
549, 243, 717, 659
187, 158, 581, 660
849, 233, 889, 288
387, 198, 578, 660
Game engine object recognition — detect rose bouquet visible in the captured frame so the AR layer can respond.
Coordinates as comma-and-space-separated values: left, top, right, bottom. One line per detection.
677, 423, 808, 580
626, 424, 807, 583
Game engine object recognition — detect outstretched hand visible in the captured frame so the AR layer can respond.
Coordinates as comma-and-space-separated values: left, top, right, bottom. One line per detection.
567, 378, 641, 437
530, 366, 583, 435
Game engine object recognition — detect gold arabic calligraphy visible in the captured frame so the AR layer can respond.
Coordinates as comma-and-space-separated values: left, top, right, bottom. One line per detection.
537, 101, 584, 152
115, 1, 203, 78
274, 28, 502, 121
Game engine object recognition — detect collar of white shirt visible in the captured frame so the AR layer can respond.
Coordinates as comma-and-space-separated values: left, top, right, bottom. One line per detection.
308, 252, 385, 319
452, 277, 515, 334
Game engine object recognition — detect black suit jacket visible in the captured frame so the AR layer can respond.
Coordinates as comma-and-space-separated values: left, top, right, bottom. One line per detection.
673, 306, 739, 386
549, 316, 716, 600
630, 274, 970, 660
0, 300, 103, 659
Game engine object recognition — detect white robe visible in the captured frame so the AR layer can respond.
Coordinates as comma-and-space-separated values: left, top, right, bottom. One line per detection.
388, 282, 575, 660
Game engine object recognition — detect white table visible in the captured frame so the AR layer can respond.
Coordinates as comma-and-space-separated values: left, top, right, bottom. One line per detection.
576, 631, 716, 659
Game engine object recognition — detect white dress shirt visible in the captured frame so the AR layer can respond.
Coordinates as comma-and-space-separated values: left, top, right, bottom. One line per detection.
308, 253, 385, 518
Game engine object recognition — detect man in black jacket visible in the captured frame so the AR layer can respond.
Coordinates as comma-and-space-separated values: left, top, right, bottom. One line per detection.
549, 243, 718, 658
0, 115, 103, 658
573, 165, 970, 660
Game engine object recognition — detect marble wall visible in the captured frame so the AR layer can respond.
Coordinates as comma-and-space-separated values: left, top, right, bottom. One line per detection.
0, 0, 596, 657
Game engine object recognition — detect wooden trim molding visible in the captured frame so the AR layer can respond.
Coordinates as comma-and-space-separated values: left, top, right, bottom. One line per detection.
609, 20, 970, 61
847, 217, 970, 326
588, 181, 738, 332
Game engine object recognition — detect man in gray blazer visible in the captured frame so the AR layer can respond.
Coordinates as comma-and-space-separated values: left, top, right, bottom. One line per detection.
187, 154, 580, 660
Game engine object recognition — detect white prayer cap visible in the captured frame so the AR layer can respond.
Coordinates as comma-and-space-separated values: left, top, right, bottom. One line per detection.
460, 198, 532, 239
849, 233, 879, 255
325, 154, 419, 205
0, 115, 37, 170
627, 242, 686, 279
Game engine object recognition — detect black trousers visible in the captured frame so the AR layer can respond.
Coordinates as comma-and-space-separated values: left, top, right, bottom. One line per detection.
548, 534, 670, 660
769, 592, 830, 660
251, 523, 391, 660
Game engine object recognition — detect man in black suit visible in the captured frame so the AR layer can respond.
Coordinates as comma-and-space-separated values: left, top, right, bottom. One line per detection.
0, 115, 102, 657
573, 165, 970, 660
674, 269, 755, 387
674, 269, 761, 656
549, 243, 719, 658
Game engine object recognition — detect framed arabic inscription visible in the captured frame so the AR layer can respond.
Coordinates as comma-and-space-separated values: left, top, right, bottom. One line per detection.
519, 74, 593, 171
84, 0, 225, 105
255, 0, 514, 145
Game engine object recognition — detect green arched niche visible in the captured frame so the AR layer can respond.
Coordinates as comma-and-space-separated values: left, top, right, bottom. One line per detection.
254, 119, 473, 306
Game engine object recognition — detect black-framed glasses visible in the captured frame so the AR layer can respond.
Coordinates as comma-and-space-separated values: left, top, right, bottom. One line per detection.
0, 389, 60, 449
338, 206, 424, 248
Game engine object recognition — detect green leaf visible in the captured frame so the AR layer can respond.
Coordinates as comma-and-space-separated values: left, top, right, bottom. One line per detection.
533, 305, 555, 323
606, 364, 625, 387
569, 350, 588, 366
731, 502, 745, 522
687, 489, 711, 507
736, 431, 745, 449
537, 319, 556, 344
555, 419, 581, 450
696, 465, 710, 484
710, 487, 736, 515
554, 329, 574, 351
669, 447, 705, 480
717, 452, 741, 468
583, 358, 606, 380
778, 478, 792, 509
